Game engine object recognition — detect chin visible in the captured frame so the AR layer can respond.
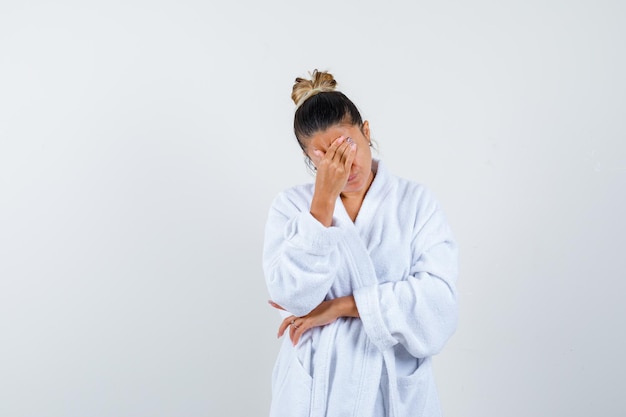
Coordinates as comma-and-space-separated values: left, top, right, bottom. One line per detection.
343, 180, 365, 194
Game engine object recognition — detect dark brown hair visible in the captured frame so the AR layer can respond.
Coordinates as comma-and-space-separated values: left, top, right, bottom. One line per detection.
291, 70, 364, 153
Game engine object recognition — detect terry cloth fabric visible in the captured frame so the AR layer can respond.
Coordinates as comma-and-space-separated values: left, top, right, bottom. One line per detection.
263, 159, 458, 417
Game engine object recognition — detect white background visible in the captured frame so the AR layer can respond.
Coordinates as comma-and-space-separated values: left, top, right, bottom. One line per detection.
1, 1, 625, 416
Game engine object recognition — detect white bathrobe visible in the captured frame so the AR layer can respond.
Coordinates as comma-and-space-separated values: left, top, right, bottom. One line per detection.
263, 160, 458, 417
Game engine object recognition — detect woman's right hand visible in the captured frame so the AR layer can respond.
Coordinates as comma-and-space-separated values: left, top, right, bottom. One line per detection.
270, 296, 359, 346
310, 136, 356, 226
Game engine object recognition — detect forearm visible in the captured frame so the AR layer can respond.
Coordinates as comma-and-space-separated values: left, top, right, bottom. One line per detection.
310, 193, 336, 227
353, 236, 459, 356
332, 295, 360, 318
264, 196, 346, 315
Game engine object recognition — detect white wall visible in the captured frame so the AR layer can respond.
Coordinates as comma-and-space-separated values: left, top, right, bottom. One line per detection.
1, 1, 624, 416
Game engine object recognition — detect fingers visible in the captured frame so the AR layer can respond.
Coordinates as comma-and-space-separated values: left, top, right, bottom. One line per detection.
318, 136, 355, 171
277, 316, 294, 338
287, 318, 307, 346
324, 136, 346, 161
341, 137, 356, 166
319, 136, 353, 163
331, 137, 355, 164
277, 315, 308, 346
289, 320, 297, 342
291, 321, 309, 345
312, 149, 324, 164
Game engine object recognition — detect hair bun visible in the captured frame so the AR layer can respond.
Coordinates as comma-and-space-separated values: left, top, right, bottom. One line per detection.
291, 69, 337, 107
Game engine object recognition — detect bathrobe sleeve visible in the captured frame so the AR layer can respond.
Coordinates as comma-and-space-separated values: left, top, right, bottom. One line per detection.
353, 187, 459, 358
263, 189, 344, 317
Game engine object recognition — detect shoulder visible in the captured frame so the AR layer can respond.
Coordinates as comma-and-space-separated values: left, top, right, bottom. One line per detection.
380, 163, 440, 215
268, 182, 315, 216
376, 162, 447, 236
385, 178, 453, 249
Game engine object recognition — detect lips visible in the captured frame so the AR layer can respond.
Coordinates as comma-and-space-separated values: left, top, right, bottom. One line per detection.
348, 173, 357, 182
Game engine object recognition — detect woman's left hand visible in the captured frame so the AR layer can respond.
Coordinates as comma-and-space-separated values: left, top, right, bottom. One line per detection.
269, 297, 359, 346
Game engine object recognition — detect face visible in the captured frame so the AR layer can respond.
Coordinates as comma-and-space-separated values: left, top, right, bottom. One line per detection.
304, 121, 373, 195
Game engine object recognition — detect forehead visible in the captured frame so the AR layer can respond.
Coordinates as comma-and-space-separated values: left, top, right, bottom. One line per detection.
307, 124, 361, 148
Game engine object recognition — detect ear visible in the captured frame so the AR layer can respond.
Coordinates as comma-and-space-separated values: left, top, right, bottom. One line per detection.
361, 120, 371, 142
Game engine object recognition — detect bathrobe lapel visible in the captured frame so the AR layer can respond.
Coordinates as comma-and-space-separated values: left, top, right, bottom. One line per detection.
330, 161, 402, 417
332, 160, 395, 319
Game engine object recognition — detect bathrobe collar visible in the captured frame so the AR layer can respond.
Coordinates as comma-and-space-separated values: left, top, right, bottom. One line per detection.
334, 159, 394, 230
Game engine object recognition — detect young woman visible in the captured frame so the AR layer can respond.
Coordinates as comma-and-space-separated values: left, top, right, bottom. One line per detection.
263, 69, 459, 417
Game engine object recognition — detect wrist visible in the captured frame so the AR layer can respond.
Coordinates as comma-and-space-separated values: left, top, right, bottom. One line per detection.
310, 196, 336, 227
334, 295, 359, 318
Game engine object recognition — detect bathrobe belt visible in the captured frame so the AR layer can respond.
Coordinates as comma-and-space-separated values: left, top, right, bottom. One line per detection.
307, 324, 400, 417
343, 229, 402, 417
309, 320, 337, 416
308, 229, 403, 417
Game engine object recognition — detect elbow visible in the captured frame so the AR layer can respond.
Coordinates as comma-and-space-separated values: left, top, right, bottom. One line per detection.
408, 303, 459, 358
427, 319, 458, 356
270, 297, 316, 317
410, 326, 457, 358
264, 260, 334, 317
430, 308, 459, 356
267, 284, 320, 317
